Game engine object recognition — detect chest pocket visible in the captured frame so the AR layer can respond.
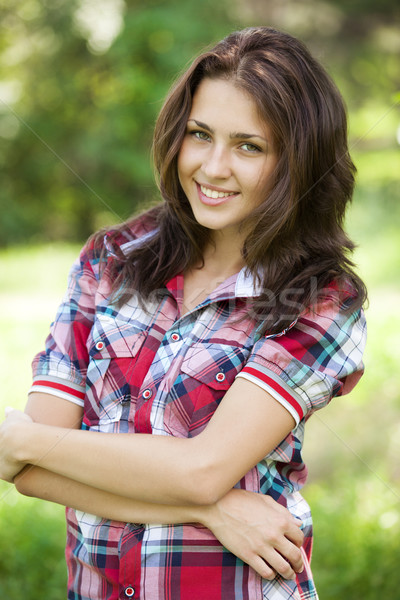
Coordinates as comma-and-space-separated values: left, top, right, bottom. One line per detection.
84, 314, 147, 431
164, 343, 248, 438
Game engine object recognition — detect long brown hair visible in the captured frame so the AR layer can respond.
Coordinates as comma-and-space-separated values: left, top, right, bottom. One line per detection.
102, 26, 367, 333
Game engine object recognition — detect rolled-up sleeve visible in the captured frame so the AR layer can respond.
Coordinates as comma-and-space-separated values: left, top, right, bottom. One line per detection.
236, 293, 367, 426
30, 242, 101, 406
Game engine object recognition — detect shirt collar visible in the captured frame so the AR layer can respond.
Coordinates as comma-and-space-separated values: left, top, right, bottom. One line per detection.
234, 268, 262, 298
118, 229, 262, 300
119, 229, 159, 255
166, 268, 261, 309
205, 268, 262, 302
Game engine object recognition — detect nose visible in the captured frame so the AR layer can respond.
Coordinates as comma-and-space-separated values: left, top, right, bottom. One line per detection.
201, 145, 232, 180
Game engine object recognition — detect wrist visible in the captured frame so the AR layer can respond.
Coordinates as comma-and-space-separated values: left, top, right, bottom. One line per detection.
193, 502, 220, 529
14, 421, 41, 464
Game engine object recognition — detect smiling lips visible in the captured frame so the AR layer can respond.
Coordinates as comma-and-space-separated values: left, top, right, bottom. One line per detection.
197, 183, 238, 205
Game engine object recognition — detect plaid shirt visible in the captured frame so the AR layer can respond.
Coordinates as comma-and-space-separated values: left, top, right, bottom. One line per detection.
31, 216, 366, 600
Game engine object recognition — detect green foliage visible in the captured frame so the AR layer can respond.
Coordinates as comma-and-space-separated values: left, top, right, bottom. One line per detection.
347, 150, 400, 290
1, 0, 399, 245
0, 0, 236, 245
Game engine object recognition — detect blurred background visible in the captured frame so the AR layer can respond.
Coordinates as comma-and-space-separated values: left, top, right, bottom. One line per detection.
0, 0, 399, 598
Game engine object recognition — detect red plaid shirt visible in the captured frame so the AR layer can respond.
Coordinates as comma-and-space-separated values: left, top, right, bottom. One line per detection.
31, 216, 366, 600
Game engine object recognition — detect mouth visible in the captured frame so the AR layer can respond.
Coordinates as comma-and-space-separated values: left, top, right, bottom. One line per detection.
196, 182, 238, 205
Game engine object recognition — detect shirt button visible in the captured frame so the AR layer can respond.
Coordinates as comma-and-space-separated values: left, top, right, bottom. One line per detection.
95, 341, 105, 351
215, 372, 226, 382
170, 332, 180, 342
124, 586, 135, 597
142, 389, 152, 400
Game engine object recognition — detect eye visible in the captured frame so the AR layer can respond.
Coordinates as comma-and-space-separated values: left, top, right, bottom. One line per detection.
189, 130, 211, 142
240, 142, 262, 153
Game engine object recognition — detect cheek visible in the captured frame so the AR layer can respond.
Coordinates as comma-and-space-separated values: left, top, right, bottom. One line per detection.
248, 162, 276, 198
177, 140, 194, 175
241, 168, 266, 197
178, 139, 206, 176
241, 178, 268, 210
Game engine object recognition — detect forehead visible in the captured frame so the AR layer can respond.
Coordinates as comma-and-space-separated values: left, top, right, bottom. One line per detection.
189, 78, 270, 135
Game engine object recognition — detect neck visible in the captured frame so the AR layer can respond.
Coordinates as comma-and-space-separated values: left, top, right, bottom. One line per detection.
182, 235, 245, 313
200, 232, 245, 279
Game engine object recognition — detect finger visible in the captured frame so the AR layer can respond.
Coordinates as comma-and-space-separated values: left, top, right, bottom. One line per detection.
246, 554, 276, 581
261, 496, 303, 533
260, 548, 296, 580
294, 518, 303, 527
4, 408, 32, 424
284, 522, 305, 547
275, 538, 304, 574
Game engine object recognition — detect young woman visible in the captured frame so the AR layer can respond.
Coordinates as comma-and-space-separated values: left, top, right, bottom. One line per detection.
0, 26, 367, 600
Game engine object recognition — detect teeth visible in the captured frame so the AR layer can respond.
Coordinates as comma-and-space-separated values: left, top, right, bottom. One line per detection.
200, 185, 234, 199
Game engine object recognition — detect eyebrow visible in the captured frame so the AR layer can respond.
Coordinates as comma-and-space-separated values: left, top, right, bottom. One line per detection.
187, 119, 267, 143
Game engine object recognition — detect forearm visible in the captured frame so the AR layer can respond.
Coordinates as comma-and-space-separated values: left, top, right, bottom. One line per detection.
17, 423, 202, 505
14, 465, 207, 525
14, 465, 305, 581
7, 379, 294, 506
3, 389, 304, 581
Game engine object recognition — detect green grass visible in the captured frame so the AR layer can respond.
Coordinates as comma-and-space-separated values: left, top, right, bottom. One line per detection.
307, 477, 400, 599
0, 244, 80, 411
0, 488, 67, 599
0, 244, 78, 597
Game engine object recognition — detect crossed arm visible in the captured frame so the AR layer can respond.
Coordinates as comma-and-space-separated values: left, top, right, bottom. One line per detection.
0, 377, 304, 580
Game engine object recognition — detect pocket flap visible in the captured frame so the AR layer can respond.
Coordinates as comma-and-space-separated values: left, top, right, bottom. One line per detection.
89, 313, 146, 359
181, 343, 247, 391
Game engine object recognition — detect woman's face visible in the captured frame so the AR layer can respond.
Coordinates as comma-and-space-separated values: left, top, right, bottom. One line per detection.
177, 77, 278, 244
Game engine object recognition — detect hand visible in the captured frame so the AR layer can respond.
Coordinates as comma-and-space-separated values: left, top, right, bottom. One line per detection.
0, 408, 33, 483
201, 488, 304, 580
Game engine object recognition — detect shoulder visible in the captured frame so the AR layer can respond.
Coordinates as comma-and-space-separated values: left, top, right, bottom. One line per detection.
312, 278, 360, 313
69, 208, 160, 285
120, 208, 161, 243
254, 278, 366, 371
290, 279, 365, 347
106, 208, 160, 253
298, 279, 366, 349
239, 281, 366, 422
87, 207, 161, 263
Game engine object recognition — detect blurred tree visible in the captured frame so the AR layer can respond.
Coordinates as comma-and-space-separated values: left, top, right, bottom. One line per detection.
233, 0, 400, 147
0, 0, 235, 245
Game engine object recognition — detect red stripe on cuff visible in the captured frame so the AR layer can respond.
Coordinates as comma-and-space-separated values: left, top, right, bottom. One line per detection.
241, 366, 304, 419
33, 379, 85, 401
